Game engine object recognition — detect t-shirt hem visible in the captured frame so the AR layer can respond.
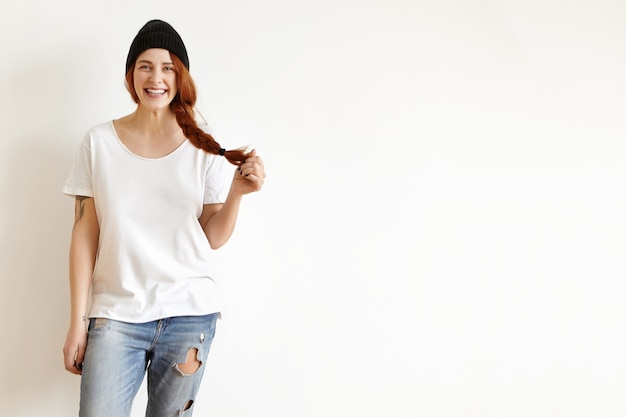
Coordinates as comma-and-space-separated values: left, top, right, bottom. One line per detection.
87, 308, 222, 324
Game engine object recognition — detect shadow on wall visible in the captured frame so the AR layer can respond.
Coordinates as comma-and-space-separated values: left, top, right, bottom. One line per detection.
0, 137, 80, 415
0, 135, 82, 414
0, 54, 86, 414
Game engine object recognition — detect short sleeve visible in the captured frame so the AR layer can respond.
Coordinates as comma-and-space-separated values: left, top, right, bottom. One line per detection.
62, 132, 94, 198
203, 154, 233, 204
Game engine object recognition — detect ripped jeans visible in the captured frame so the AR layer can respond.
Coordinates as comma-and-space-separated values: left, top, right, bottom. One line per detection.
79, 313, 219, 417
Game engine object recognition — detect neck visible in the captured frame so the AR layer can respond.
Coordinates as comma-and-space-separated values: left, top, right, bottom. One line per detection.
128, 106, 180, 138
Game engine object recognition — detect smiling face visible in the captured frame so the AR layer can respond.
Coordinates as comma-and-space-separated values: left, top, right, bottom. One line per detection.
132, 48, 178, 112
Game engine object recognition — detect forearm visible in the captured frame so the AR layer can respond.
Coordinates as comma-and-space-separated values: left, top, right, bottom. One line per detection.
68, 234, 98, 323
203, 189, 243, 249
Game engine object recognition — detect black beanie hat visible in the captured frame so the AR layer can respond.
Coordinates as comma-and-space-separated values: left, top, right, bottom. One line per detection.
125, 19, 189, 74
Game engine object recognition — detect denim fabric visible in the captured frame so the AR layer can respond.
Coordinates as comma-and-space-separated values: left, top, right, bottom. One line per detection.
79, 313, 218, 417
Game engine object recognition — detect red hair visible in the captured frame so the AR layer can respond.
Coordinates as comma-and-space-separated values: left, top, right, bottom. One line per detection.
125, 54, 249, 166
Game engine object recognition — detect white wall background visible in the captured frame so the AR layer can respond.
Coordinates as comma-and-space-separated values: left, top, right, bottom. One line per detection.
1, 0, 625, 416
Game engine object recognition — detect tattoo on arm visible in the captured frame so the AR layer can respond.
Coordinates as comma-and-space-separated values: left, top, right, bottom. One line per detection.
73, 196, 89, 228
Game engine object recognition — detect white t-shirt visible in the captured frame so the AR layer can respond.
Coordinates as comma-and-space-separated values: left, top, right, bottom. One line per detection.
63, 121, 232, 323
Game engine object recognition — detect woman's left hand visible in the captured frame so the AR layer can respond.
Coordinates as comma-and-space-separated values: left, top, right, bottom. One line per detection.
232, 149, 265, 195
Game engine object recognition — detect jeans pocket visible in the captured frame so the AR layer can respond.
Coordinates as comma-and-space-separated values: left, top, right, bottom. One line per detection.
88, 318, 110, 331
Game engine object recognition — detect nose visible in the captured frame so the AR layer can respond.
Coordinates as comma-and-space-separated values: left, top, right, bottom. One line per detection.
149, 69, 163, 83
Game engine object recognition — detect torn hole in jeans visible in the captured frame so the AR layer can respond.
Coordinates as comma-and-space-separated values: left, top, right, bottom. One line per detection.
174, 347, 202, 376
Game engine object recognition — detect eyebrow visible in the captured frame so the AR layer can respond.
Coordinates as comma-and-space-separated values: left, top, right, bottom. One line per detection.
136, 60, 174, 65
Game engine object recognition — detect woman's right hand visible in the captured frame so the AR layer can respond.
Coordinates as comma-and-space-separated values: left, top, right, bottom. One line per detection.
63, 321, 87, 375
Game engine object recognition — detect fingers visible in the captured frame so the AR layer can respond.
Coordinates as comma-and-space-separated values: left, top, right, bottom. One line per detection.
63, 346, 84, 375
75, 346, 86, 371
63, 328, 87, 375
232, 150, 265, 194
239, 151, 265, 180
241, 173, 264, 191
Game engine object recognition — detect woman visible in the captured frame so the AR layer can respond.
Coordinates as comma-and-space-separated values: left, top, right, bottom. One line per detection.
62, 19, 265, 416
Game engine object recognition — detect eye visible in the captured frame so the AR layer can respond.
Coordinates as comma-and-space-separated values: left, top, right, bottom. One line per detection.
163, 66, 175, 72
138, 64, 152, 71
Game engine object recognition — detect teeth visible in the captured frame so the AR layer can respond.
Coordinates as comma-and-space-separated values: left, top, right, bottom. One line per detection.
147, 89, 166, 94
